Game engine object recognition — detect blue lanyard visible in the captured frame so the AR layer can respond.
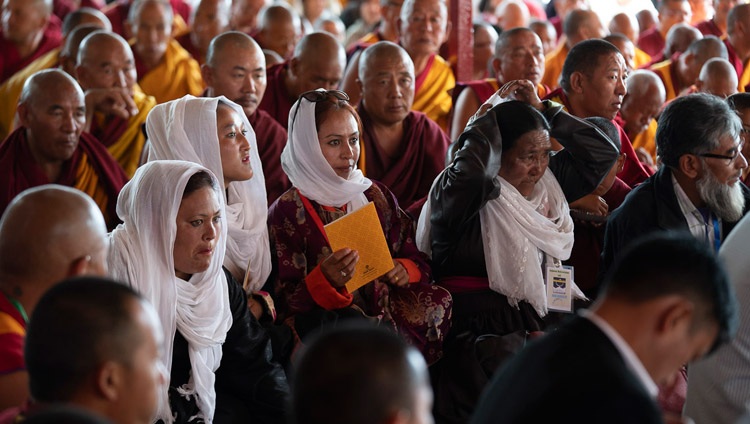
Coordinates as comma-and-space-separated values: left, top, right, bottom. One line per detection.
711, 214, 721, 252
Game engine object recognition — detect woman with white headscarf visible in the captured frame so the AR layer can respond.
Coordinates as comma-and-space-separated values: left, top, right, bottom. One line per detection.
108, 160, 288, 424
268, 89, 451, 364
417, 80, 619, 423
146, 95, 271, 295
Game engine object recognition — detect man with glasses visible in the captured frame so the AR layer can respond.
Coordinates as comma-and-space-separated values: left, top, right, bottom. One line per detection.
601, 93, 750, 276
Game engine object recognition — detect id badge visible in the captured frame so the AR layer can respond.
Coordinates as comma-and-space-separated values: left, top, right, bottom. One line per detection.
546, 265, 574, 313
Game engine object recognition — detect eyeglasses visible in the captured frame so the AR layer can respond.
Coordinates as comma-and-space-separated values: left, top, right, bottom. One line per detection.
698, 140, 745, 165
290, 89, 350, 130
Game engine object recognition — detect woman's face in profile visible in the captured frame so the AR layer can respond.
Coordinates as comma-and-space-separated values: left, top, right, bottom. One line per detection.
173, 186, 222, 280
217, 104, 253, 186
498, 129, 551, 197
317, 108, 360, 179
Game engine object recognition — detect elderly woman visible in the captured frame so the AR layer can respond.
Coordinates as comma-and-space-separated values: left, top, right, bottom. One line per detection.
145, 96, 271, 294
108, 160, 288, 424
268, 89, 451, 364
418, 80, 619, 422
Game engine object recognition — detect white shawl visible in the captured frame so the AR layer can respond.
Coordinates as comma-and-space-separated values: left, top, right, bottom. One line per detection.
417, 169, 576, 316
146, 95, 271, 291
108, 160, 233, 423
281, 95, 371, 210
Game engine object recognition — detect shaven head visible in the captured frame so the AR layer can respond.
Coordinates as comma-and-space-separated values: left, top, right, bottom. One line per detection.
256, 3, 301, 60
203, 31, 267, 115
563, 8, 606, 45
290, 32, 345, 94
727, 3, 750, 39
0, 186, 108, 315
1, 0, 52, 43
621, 70, 666, 136
60, 25, 103, 76
189, 0, 231, 58
292, 324, 433, 424
697, 57, 738, 98
61, 7, 111, 36
358, 41, 415, 124
683, 36, 729, 83
663, 22, 702, 57
609, 12, 638, 42
76, 31, 136, 93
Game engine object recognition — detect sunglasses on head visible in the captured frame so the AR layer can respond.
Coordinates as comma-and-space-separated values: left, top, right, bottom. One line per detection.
290, 89, 350, 129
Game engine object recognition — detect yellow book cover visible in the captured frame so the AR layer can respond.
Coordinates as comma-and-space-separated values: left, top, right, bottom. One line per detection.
324, 202, 394, 293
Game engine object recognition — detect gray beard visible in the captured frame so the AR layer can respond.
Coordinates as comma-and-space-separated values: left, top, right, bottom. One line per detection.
696, 169, 746, 222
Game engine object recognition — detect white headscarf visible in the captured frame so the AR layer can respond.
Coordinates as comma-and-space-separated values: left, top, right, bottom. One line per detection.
146, 95, 271, 291
417, 169, 577, 316
108, 160, 232, 423
281, 93, 371, 209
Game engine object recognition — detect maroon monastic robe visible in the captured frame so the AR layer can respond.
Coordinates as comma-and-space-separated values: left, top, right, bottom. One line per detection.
637, 27, 666, 57
248, 109, 291, 205
0, 28, 61, 84
257, 62, 295, 130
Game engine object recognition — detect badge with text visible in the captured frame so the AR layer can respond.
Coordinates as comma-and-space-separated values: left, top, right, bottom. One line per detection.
546, 266, 573, 313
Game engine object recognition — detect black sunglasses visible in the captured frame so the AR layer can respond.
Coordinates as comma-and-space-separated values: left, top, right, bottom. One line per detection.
290, 89, 350, 133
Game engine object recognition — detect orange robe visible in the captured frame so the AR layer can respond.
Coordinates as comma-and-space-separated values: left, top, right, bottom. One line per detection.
630, 119, 658, 162
634, 47, 652, 69
412, 54, 455, 131
650, 59, 679, 101
133, 39, 203, 104
542, 42, 569, 90
0, 48, 60, 141
90, 90, 156, 178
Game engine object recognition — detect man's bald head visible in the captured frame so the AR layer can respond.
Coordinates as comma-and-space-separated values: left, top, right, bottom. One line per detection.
76, 31, 136, 93
60, 25, 103, 76
289, 32, 345, 94
697, 57, 738, 98
256, 3, 301, 59
685, 35, 729, 76
229, 0, 271, 33
203, 31, 267, 115
0, 185, 108, 313
664, 22, 702, 57
398, 0, 449, 57
128, 0, 173, 68
61, 7, 111, 36
127, 0, 173, 26
359, 40, 414, 80
564, 9, 607, 45
19, 68, 82, 112
358, 42, 415, 125
1, 0, 52, 44
727, 3, 750, 38
189, 0, 231, 59
609, 12, 638, 42
621, 70, 666, 137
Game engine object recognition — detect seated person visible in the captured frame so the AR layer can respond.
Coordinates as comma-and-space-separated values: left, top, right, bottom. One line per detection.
268, 89, 452, 365
617, 70, 666, 167
649, 36, 727, 101
0, 0, 61, 84
472, 232, 737, 423
418, 80, 618, 423
727, 92, 750, 185
0, 276, 165, 424
0, 69, 127, 227
691, 57, 739, 98
253, 3, 301, 61
356, 41, 449, 211
126, 0, 203, 103
176, 0, 229, 65
291, 324, 433, 424
146, 95, 272, 298
108, 160, 289, 423
0, 185, 108, 411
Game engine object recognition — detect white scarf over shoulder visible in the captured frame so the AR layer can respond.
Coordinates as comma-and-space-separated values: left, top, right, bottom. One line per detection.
108, 160, 232, 423
281, 95, 371, 210
418, 169, 576, 316
146, 95, 271, 291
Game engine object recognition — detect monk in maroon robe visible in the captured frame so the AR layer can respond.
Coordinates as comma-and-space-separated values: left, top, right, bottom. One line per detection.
176, 0, 229, 65
202, 31, 291, 205
258, 32, 346, 130
357, 42, 449, 211
0, 70, 127, 228
0, 0, 62, 84
103, 0, 191, 39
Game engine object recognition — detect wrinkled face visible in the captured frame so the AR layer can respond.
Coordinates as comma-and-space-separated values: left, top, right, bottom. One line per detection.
21, 83, 85, 165
498, 129, 551, 197
317, 108, 360, 179
699, 132, 747, 187
620, 87, 663, 136
578, 52, 628, 120
132, 1, 171, 66
292, 54, 344, 94
473, 26, 497, 78
659, 0, 692, 34
736, 108, 750, 160
495, 31, 545, 86
120, 300, 168, 424
77, 38, 137, 95
260, 20, 299, 60
217, 104, 253, 185
360, 54, 414, 125
399, 0, 448, 57
610, 39, 635, 72
1, 0, 46, 44
207, 45, 267, 116
190, 0, 229, 54
173, 186, 222, 280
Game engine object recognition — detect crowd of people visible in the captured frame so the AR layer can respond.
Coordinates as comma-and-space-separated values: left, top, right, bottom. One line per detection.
0, 0, 749, 423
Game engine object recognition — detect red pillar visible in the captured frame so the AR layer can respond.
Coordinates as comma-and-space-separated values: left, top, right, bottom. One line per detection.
447, 0, 474, 82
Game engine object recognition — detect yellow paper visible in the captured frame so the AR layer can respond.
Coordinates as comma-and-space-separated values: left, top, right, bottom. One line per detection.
324, 202, 394, 293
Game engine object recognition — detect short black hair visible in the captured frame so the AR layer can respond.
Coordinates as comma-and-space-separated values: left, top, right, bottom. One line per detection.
25, 277, 144, 402
601, 231, 737, 353
182, 170, 217, 198
291, 324, 425, 424
561, 39, 622, 92
657, 93, 740, 168
585, 116, 621, 152
727, 92, 750, 112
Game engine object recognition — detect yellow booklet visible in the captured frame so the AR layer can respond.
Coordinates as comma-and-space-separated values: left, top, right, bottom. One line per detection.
324, 202, 394, 293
